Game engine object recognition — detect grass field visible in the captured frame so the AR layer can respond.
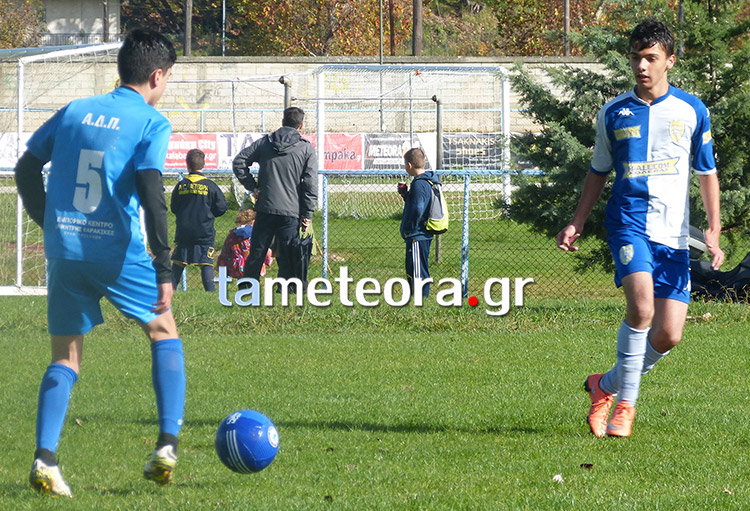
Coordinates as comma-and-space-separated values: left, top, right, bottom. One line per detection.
1, 292, 748, 510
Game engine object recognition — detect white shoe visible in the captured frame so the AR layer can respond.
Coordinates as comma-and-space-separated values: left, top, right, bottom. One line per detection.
143, 445, 177, 486
29, 458, 72, 497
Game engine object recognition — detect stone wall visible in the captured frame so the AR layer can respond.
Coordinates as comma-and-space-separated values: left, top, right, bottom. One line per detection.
0, 56, 606, 137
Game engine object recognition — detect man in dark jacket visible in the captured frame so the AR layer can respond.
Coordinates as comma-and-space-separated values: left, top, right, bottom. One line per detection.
232, 107, 318, 283
171, 148, 228, 291
399, 147, 437, 298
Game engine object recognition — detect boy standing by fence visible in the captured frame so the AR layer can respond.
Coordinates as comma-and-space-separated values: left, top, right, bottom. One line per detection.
170, 148, 227, 291
557, 18, 724, 438
399, 148, 439, 298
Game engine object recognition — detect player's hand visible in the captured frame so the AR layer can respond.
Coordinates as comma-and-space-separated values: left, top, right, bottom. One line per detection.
300, 217, 312, 232
397, 182, 408, 197
704, 228, 724, 270
152, 282, 173, 314
557, 223, 582, 252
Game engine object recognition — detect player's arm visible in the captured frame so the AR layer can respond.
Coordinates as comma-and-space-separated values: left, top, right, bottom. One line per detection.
401, 179, 430, 239
556, 170, 608, 252
14, 151, 48, 228
135, 169, 172, 299
698, 173, 724, 270
211, 181, 228, 217
232, 141, 260, 192
299, 146, 318, 228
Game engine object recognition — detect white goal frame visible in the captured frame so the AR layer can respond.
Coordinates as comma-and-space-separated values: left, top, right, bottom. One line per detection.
2, 43, 122, 296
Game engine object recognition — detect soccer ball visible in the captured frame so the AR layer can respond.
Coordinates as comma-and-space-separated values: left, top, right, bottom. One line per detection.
215, 410, 280, 473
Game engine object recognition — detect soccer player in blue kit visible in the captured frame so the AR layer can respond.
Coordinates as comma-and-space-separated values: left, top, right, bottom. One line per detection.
15, 29, 185, 496
557, 18, 724, 438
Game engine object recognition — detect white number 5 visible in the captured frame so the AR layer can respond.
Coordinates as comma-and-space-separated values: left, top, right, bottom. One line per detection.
73, 149, 104, 213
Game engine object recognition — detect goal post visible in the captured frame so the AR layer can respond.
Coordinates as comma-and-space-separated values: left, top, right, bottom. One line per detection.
298, 64, 512, 292
0, 43, 122, 295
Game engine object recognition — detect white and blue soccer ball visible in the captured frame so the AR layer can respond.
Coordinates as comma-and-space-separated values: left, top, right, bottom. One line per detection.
215, 410, 279, 473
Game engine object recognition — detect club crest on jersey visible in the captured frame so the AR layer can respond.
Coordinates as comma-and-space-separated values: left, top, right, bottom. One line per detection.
619, 244, 634, 265
670, 120, 685, 143
623, 158, 679, 179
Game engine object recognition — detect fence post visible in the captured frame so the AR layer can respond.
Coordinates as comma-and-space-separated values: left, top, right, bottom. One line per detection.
321, 174, 329, 279
280, 76, 292, 108
461, 173, 471, 297
433, 95, 443, 264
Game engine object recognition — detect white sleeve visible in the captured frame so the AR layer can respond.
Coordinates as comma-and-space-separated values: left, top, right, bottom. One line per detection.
590, 107, 612, 175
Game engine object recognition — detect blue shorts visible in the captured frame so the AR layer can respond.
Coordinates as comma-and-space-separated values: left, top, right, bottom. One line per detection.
171, 244, 215, 266
608, 233, 690, 303
47, 258, 160, 336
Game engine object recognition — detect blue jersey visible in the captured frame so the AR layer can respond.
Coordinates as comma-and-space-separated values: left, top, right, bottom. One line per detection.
590, 85, 716, 250
26, 87, 172, 265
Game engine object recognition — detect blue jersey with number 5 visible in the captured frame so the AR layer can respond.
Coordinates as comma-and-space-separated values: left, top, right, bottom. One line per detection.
26, 87, 172, 264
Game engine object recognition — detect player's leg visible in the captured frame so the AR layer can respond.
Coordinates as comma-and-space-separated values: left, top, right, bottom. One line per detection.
642, 298, 688, 374
200, 264, 215, 291
588, 235, 654, 437
642, 244, 691, 375
604, 271, 653, 437
140, 312, 184, 486
417, 239, 432, 297
274, 215, 301, 281
243, 213, 277, 281
104, 260, 184, 485
170, 262, 185, 289
170, 246, 188, 290
31, 334, 82, 498
31, 258, 104, 497
405, 239, 420, 294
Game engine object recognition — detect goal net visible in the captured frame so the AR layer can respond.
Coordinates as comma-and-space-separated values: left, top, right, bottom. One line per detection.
0, 43, 122, 294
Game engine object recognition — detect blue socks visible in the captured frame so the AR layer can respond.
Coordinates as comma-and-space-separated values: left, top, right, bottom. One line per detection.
151, 338, 185, 438
36, 363, 78, 453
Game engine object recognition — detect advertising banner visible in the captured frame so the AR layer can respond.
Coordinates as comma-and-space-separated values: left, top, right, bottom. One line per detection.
442, 133, 503, 169
165, 133, 219, 169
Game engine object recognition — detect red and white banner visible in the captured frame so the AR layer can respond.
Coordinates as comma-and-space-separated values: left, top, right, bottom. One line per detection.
165, 133, 219, 169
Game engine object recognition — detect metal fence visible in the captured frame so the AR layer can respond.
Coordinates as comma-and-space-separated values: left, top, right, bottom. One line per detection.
0, 48, 615, 298
161, 169, 615, 300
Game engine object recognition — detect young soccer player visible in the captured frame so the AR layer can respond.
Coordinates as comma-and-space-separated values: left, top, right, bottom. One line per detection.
399, 147, 439, 298
557, 18, 724, 438
170, 148, 228, 291
14, 29, 185, 496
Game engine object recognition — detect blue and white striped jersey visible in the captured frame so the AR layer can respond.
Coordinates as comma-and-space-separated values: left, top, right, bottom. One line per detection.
590, 85, 716, 250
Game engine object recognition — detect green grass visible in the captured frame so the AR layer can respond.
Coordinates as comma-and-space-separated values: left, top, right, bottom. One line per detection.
1, 293, 749, 509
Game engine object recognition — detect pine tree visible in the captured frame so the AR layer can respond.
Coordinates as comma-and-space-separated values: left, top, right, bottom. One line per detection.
508, 0, 750, 268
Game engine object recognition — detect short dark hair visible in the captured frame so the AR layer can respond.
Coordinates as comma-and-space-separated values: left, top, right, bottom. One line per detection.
186, 149, 205, 172
118, 28, 177, 85
282, 107, 305, 129
630, 17, 674, 56
404, 147, 426, 169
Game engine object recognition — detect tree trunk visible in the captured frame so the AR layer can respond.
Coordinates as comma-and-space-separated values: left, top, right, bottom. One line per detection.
389, 0, 395, 56
103, 0, 109, 42
412, 0, 422, 56
184, 0, 192, 56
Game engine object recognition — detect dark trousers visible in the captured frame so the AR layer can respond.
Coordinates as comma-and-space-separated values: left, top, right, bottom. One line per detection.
405, 238, 432, 297
172, 263, 216, 292
243, 212, 300, 281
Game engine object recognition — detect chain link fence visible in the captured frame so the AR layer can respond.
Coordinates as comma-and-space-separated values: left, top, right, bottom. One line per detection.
0, 47, 616, 298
